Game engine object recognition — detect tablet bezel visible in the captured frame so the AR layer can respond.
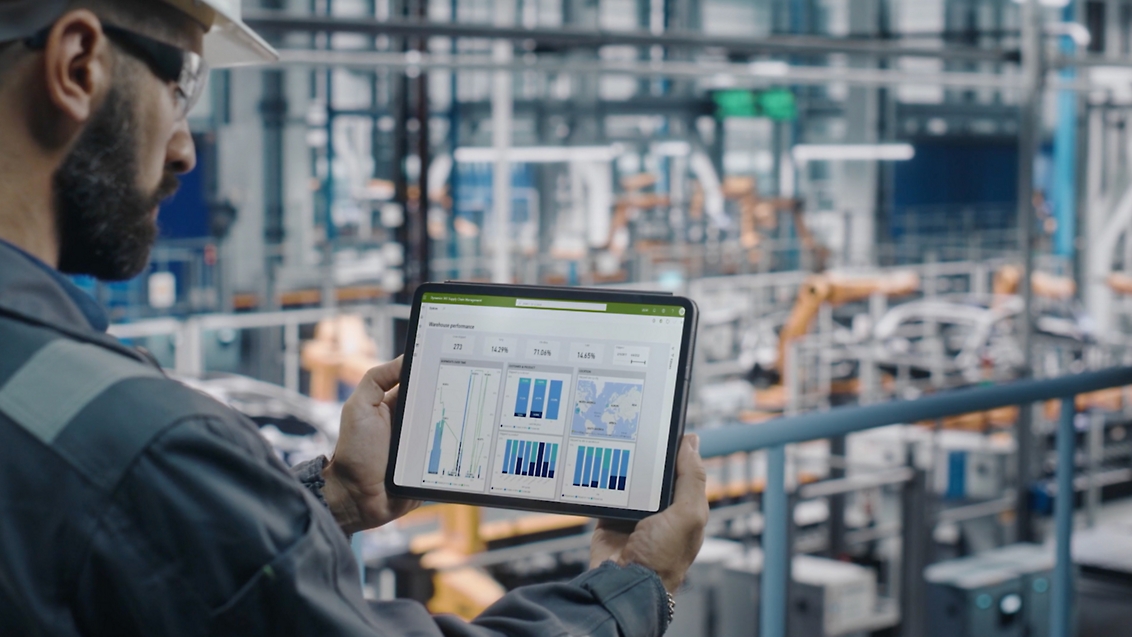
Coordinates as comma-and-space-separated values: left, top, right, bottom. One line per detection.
385, 282, 699, 521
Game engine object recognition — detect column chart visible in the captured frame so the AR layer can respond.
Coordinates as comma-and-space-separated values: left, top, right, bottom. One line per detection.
499, 366, 573, 436
561, 440, 634, 506
490, 436, 562, 499
572, 446, 629, 491
502, 439, 559, 478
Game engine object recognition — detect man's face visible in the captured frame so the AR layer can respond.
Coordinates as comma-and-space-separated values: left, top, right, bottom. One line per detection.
54, 18, 202, 281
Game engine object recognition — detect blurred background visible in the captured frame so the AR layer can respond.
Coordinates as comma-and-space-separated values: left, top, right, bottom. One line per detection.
97, 1, 1132, 635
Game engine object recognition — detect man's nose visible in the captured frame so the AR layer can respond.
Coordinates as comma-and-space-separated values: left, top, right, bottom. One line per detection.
166, 117, 197, 175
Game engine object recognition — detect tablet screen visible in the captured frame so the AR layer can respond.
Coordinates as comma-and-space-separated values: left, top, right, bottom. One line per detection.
392, 290, 690, 513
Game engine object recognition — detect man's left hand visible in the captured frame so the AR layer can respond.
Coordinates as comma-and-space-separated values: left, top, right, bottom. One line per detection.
322, 357, 421, 534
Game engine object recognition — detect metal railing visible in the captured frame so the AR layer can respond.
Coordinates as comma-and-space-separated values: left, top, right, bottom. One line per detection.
109, 304, 411, 392
698, 365, 1132, 637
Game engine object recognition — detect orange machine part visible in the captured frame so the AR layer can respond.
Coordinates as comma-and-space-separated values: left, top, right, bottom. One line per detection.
776, 271, 920, 377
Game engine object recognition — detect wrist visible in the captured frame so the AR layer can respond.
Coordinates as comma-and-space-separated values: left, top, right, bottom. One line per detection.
623, 559, 681, 595
655, 576, 683, 596
322, 461, 364, 535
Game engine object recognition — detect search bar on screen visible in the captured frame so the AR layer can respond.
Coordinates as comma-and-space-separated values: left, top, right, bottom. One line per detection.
516, 299, 608, 312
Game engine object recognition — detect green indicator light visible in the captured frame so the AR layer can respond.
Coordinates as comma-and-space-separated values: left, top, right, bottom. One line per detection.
759, 89, 798, 121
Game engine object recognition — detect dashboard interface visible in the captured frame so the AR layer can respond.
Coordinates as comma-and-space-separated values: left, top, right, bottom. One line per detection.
393, 291, 689, 512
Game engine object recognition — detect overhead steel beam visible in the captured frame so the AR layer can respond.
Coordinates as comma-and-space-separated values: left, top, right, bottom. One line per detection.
1054, 54, 1132, 69
271, 48, 1025, 90
244, 11, 1019, 64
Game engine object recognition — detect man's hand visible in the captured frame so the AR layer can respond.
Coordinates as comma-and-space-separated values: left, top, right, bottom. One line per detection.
590, 434, 709, 593
322, 357, 421, 534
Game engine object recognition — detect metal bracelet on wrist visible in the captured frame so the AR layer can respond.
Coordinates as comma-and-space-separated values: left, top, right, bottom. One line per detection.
666, 591, 676, 624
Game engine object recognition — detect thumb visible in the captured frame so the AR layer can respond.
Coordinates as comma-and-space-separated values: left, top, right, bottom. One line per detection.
349, 357, 403, 408
672, 434, 707, 507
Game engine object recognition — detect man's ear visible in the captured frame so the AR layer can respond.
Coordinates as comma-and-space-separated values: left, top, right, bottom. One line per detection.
41, 10, 113, 128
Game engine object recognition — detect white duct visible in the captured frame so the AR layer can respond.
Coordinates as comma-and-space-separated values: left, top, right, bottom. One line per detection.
581, 162, 613, 247
490, 0, 515, 283
428, 153, 453, 198
690, 151, 728, 228
1086, 114, 1132, 337
1088, 183, 1132, 336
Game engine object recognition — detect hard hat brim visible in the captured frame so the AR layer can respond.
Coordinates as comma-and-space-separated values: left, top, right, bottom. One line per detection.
204, 8, 279, 68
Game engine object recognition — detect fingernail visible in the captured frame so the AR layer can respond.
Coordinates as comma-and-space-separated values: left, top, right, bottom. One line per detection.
689, 434, 700, 452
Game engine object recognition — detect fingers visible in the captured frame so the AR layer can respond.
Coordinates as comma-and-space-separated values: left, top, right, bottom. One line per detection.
382, 384, 401, 408
351, 357, 404, 407
672, 434, 708, 518
596, 518, 637, 535
366, 356, 403, 391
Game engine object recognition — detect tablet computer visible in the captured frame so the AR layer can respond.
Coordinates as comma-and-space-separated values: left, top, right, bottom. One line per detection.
387, 282, 698, 520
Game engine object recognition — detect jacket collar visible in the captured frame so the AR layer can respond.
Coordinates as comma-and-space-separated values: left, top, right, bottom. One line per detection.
0, 239, 109, 333
0, 240, 150, 365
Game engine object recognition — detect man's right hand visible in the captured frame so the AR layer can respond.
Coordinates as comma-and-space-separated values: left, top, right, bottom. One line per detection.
590, 434, 709, 593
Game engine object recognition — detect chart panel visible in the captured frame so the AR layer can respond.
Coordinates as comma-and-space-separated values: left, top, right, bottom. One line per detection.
499, 367, 573, 437
561, 440, 634, 506
421, 364, 501, 491
570, 372, 645, 441
489, 435, 562, 499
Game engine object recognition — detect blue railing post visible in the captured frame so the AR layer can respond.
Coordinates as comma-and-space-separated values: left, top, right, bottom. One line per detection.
761, 445, 788, 637
1052, 396, 1076, 637
352, 533, 366, 588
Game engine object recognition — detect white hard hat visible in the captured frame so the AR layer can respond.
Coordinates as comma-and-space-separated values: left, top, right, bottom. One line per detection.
0, 0, 278, 68
162, 0, 279, 67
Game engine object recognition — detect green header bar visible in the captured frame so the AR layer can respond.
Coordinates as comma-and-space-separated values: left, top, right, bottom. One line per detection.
422, 293, 686, 317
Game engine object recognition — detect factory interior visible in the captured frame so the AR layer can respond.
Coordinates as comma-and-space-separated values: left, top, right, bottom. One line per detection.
94, 0, 1132, 635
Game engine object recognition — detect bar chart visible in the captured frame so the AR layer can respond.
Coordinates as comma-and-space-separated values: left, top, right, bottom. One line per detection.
514, 378, 565, 419
561, 441, 634, 506
572, 445, 630, 491
422, 363, 500, 492
500, 369, 573, 436
501, 439, 559, 478
490, 436, 562, 499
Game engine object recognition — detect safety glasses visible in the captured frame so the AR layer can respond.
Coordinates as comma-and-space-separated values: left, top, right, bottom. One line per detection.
26, 21, 209, 120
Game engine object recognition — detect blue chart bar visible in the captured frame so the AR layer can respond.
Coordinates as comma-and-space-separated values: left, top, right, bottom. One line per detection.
609, 450, 621, 489
618, 451, 629, 491
531, 379, 548, 418
502, 440, 559, 478
573, 446, 630, 491
588, 445, 597, 486
590, 447, 601, 488
427, 422, 443, 474
547, 381, 563, 420
515, 378, 531, 417
573, 447, 585, 486
600, 448, 611, 489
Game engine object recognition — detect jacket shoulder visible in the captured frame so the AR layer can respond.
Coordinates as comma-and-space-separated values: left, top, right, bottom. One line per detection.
0, 321, 248, 492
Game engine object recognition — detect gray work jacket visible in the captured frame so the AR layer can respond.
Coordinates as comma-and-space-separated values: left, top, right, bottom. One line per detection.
0, 241, 670, 636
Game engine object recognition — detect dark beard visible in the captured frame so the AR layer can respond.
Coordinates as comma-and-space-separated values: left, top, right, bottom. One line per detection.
53, 85, 180, 281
